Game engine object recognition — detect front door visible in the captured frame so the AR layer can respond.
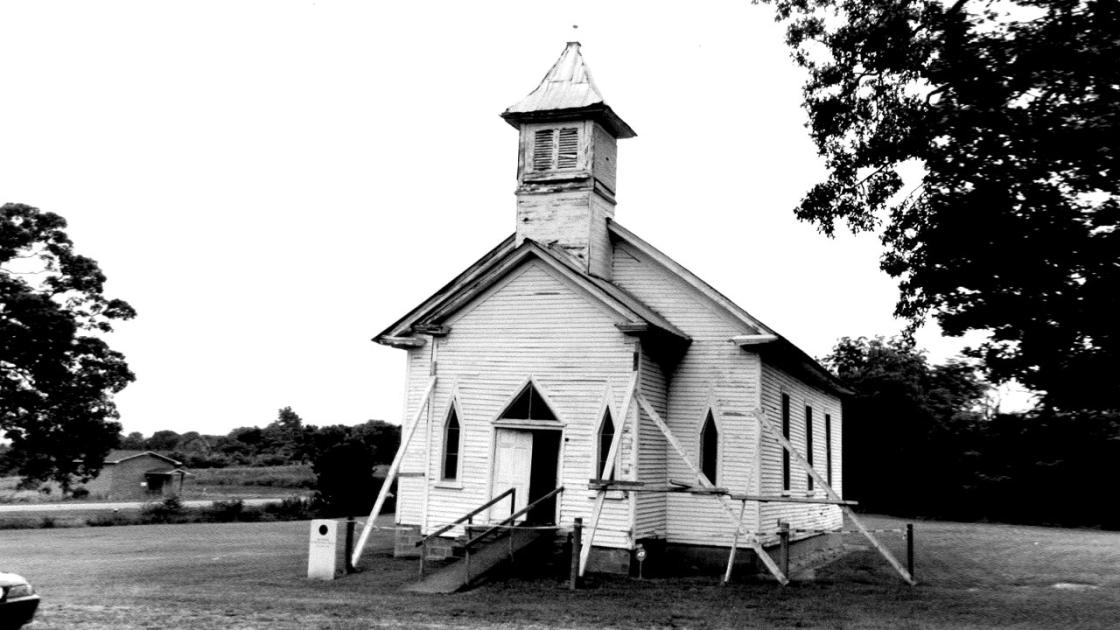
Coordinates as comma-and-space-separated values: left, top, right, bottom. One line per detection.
493, 429, 533, 522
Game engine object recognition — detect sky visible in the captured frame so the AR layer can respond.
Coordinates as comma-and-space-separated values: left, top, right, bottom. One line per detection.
0, 1, 1032, 437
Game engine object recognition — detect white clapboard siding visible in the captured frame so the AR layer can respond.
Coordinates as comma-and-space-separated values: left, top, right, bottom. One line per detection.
758, 362, 843, 543
396, 343, 434, 527
612, 241, 761, 546
634, 345, 668, 538
401, 260, 635, 547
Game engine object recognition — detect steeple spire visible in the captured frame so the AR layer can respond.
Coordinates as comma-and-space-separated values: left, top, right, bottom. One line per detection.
502, 42, 635, 139
503, 43, 634, 280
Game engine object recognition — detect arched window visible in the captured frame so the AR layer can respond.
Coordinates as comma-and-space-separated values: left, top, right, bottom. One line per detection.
597, 408, 615, 481
700, 411, 718, 485
442, 406, 461, 481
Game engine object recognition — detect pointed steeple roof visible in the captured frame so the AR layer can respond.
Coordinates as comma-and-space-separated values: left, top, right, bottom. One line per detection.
502, 42, 636, 139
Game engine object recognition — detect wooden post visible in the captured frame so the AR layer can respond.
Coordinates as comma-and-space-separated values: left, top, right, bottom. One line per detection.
350, 377, 437, 568
907, 523, 915, 582
778, 521, 790, 579
344, 518, 356, 574
419, 540, 426, 578
569, 518, 583, 591
722, 500, 747, 586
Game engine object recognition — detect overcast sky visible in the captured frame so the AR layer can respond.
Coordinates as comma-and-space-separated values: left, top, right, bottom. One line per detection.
0, 1, 1030, 437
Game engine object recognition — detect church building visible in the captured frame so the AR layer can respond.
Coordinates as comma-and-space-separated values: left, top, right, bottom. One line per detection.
373, 42, 848, 578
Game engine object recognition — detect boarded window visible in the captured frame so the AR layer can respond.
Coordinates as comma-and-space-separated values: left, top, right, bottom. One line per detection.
442, 407, 461, 481
531, 127, 579, 171
825, 413, 833, 487
781, 394, 791, 491
806, 406, 814, 491
597, 409, 615, 481
700, 411, 718, 485
499, 383, 558, 421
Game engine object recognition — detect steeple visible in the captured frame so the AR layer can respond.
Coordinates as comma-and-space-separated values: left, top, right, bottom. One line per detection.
502, 43, 635, 279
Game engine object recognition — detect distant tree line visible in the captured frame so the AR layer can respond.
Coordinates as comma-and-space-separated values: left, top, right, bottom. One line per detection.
830, 337, 1120, 530
113, 406, 400, 516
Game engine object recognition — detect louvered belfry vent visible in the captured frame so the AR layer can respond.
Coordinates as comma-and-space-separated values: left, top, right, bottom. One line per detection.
533, 129, 554, 171
531, 127, 579, 171
557, 128, 579, 169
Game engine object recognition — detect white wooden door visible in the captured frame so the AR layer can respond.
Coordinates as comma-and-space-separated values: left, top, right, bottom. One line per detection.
492, 429, 533, 522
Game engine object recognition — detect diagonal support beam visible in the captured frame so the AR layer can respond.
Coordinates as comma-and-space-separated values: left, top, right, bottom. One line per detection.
750, 407, 916, 586
579, 373, 638, 577
636, 393, 789, 585
350, 376, 437, 569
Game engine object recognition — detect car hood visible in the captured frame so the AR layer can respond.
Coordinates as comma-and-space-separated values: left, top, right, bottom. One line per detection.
0, 572, 30, 587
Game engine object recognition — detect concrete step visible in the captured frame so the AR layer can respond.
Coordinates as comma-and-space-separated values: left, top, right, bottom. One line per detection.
403, 528, 549, 594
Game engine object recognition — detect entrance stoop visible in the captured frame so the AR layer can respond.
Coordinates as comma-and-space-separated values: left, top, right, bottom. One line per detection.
403, 527, 551, 594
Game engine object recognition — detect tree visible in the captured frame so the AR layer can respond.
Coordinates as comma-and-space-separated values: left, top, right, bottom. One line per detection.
145, 429, 181, 451
765, 1, 1120, 411
261, 406, 305, 461
1, 203, 135, 489
308, 420, 400, 516
119, 431, 146, 450
825, 336, 987, 515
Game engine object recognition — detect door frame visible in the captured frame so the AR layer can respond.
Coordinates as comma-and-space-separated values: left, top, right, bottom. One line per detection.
487, 424, 565, 524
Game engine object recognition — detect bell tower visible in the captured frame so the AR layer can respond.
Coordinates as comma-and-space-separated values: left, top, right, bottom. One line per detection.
501, 42, 636, 280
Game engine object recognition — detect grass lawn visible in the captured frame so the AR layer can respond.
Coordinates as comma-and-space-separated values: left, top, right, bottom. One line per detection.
1, 514, 1117, 629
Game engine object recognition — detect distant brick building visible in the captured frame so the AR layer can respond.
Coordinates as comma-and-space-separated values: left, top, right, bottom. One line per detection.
83, 450, 189, 500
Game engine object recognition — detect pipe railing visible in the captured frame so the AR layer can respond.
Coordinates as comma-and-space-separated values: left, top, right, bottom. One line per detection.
464, 486, 564, 549
417, 487, 516, 577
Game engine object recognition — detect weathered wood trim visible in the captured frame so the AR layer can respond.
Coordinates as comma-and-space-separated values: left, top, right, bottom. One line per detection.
731, 334, 779, 346
376, 335, 426, 348
414, 324, 450, 337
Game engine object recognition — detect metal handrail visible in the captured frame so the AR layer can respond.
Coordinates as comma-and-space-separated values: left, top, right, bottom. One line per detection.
416, 487, 516, 547
464, 486, 564, 549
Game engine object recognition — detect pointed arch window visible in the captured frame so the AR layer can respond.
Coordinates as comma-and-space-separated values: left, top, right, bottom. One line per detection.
700, 411, 719, 485
597, 408, 615, 481
499, 383, 558, 421
442, 406, 461, 481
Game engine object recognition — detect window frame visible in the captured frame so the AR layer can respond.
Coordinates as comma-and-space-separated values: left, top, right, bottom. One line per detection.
781, 393, 791, 492
441, 402, 462, 482
699, 410, 719, 486
805, 405, 814, 492
596, 407, 617, 481
530, 126, 581, 172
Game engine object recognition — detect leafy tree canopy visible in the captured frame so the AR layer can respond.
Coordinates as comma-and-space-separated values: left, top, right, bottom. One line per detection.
765, 0, 1120, 410
1, 203, 135, 488
824, 336, 987, 513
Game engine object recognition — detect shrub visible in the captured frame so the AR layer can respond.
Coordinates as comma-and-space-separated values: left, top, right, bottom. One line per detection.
141, 495, 186, 523
70, 487, 90, 500
208, 499, 245, 521
264, 496, 314, 520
